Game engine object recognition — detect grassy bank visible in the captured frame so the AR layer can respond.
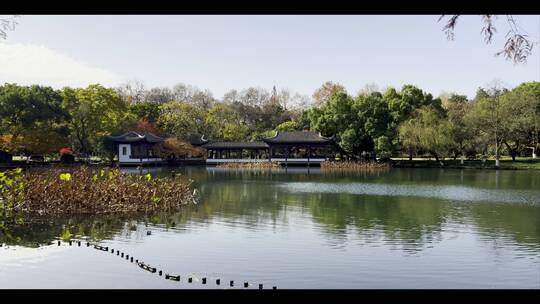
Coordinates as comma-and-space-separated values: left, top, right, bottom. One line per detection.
391, 158, 540, 170
0, 167, 197, 215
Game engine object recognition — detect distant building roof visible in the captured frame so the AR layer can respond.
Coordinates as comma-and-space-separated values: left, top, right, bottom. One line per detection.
202, 141, 269, 149
189, 134, 209, 146
263, 131, 334, 144
108, 131, 164, 143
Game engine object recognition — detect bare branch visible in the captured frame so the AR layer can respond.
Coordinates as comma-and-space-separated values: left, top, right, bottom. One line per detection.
480, 15, 496, 44
440, 15, 460, 41
0, 15, 19, 40
439, 15, 535, 64
496, 33, 533, 64
493, 15, 535, 64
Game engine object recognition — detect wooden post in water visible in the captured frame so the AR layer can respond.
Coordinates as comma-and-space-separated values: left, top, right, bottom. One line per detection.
307, 145, 311, 168
285, 147, 289, 168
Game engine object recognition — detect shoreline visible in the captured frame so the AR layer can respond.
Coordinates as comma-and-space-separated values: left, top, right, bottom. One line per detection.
390, 159, 540, 170
2, 159, 539, 171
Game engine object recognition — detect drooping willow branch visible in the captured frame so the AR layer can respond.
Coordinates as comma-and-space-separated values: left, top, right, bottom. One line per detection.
0, 15, 19, 40
438, 15, 536, 64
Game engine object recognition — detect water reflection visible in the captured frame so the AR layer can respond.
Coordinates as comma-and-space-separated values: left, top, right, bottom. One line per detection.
2, 168, 539, 255
279, 182, 540, 204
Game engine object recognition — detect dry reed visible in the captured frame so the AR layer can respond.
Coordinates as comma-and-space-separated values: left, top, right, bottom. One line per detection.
320, 160, 391, 171
216, 162, 281, 169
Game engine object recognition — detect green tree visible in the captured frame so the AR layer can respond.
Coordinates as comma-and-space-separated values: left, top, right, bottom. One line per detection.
129, 101, 161, 123
295, 110, 312, 131
309, 92, 370, 157
61, 84, 132, 157
0, 84, 69, 156
444, 94, 474, 164
276, 121, 298, 132
205, 103, 249, 141
157, 101, 206, 140
353, 93, 395, 158
500, 86, 539, 160
469, 83, 509, 167
511, 82, 540, 158
388, 85, 443, 123
398, 119, 421, 161
398, 106, 453, 162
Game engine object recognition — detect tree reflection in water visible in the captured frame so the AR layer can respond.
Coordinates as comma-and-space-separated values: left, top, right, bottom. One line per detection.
1, 168, 538, 254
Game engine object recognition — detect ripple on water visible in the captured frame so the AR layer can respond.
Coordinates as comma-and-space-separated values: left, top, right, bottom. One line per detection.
278, 182, 540, 205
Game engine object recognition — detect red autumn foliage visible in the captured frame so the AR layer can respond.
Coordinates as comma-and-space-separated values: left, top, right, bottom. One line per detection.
59, 147, 73, 155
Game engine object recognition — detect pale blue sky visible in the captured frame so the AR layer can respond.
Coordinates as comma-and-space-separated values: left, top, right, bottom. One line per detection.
1, 15, 539, 100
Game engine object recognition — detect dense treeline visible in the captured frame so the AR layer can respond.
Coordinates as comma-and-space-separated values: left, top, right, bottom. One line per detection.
301, 82, 540, 163
0, 81, 538, 163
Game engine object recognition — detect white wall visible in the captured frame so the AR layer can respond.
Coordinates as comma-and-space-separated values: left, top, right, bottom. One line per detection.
118, 143, 162, 164
118, 144, 131, 163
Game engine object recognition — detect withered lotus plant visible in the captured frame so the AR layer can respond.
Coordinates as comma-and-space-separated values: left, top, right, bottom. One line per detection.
321, 160, 391, 171
1, 167, 197, 215
216, 162, 281, 169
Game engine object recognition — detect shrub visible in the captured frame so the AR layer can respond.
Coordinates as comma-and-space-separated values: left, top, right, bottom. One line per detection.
155, 138, 206, 160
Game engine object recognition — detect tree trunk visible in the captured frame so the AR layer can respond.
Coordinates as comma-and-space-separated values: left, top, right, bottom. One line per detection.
495, 140, 500, 168
408, 147, 413, 161
460, 151, 464, 165
533, 147, 537, 159
504, 142, 517, 162
432, 152, 439, 162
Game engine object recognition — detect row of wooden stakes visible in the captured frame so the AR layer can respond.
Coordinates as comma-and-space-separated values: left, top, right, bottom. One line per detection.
58, 239, 277, 290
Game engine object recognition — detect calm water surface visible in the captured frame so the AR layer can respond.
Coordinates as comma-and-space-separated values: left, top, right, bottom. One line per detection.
1, 167, 539, 288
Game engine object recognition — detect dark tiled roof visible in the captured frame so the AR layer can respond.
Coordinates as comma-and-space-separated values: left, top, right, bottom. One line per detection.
189, 134, 209, 146
108, 131, 164, 143
202, 141, 269, 149
263, 131, 334, 144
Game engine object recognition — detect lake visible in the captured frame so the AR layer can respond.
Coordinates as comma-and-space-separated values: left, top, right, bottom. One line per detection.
1, 167, 539, 288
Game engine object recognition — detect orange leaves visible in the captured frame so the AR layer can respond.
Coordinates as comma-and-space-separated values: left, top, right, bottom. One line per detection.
155, 138, 206, 159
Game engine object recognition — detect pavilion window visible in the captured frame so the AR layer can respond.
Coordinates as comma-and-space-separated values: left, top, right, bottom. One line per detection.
131, 144, 150, 158
131, 145, 139, 158
272, 147, 287, 158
